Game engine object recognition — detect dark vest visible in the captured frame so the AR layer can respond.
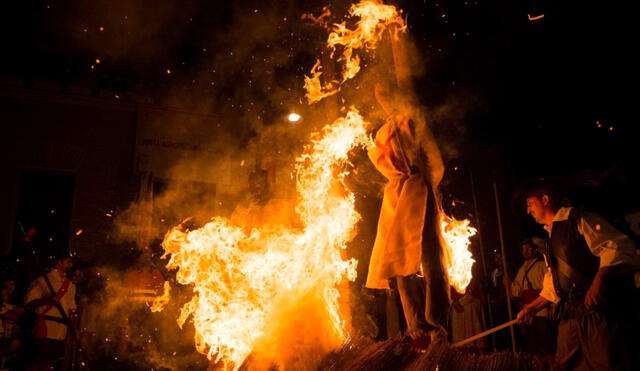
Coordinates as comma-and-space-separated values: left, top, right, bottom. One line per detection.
544, 208, 600, 299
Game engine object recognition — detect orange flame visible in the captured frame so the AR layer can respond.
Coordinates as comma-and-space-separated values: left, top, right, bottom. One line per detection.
158, 0, 477, 368
304, 0, 405, 103
440, 214, 477, 294
150, 281, 171, 312
160, 109, 371, 369
303, 60, 339, 104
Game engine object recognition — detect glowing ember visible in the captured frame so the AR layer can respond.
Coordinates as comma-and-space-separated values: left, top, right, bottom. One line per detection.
304, 0, 406, 103
528, 14, 545, 21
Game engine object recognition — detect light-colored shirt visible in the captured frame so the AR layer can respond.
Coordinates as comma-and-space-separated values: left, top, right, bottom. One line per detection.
539, 207, 640, 304
25, 270, 77, 340
511, 257, 548, 316
511, 258, 546, 295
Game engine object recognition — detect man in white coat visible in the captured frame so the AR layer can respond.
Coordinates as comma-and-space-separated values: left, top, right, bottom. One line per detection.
366, 82, 449, 351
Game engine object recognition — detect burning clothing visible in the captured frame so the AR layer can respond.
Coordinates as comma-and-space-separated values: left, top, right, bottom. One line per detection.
366, 114, 449, 334
366, 114, 444, 289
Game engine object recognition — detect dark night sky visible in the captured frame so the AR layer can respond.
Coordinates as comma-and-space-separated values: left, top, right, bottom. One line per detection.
2, 0, 638, 207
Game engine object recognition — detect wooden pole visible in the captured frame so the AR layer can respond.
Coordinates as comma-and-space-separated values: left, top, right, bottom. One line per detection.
389, 26, 413, 92
492, 174, 517, 352
452, 319, 518, 348
468, 167, 495, 350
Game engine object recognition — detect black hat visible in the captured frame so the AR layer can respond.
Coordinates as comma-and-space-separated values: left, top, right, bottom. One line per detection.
511, 176, 573, 215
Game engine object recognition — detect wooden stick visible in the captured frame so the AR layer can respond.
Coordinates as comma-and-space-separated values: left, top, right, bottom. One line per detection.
493, 176, 518, 352
389, 25, 413, 92
452, 319, 519, 348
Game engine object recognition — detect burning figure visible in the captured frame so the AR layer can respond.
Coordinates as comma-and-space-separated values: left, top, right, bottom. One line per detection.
365, 81, 450, 350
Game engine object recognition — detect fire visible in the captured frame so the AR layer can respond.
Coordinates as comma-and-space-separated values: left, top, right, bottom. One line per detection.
440, 214, 477, 293
303, 60, 339, 104
304, 0, 405, 103
157, 0, 477, 368
150, 281, 171, 313
160, 110, 371, 369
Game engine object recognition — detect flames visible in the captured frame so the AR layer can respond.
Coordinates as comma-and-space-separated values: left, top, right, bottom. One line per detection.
159, 110, 371, 369
440, 215, 477, 294
304, 0, 406, 104
155, 0, 477, 369
150, 281, 171, 313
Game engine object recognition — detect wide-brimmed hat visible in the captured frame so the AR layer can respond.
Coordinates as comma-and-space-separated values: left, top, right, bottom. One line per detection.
511, 176, 573, 215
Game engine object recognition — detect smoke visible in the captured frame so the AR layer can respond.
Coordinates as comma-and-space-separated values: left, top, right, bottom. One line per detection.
102, 1, 481, 370
74, 260, 210, 370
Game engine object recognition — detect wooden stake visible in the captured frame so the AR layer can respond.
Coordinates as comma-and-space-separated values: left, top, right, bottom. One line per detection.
389, 25, 413, 92
452, 319, 519, 348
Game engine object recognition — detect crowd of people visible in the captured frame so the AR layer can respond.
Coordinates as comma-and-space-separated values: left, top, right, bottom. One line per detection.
361, 72, 640, 370
1, 78, 639, 371
0, 254, 79, 370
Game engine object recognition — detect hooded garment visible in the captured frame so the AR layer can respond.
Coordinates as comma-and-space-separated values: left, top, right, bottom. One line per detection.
366, 114, 445, 289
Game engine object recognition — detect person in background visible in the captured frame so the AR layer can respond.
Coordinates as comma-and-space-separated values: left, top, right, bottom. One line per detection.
505, 237, 556, 357
514, 180, 640, 370
24, 254, 77, 371
487, 250, 510, 350
450, 277, 486, 352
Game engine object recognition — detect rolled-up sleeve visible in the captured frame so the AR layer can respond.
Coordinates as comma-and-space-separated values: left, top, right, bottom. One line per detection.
578, 212, 640, 269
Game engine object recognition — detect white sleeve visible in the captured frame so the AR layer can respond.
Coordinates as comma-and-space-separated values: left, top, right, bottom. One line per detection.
578, 212, 640, 269
539, 268, 560, 304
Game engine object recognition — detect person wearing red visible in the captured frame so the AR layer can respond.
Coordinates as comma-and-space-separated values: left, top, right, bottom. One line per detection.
25, 254, 77, 371
506, 237, 556, 357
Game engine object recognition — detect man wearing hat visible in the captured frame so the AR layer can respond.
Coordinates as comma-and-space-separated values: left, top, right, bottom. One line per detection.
514, 178, 640, 370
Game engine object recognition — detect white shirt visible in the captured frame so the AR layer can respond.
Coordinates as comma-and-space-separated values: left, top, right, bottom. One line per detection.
511, 257, 549, 316
25, 269, 77, 340
539, 207, 640, 304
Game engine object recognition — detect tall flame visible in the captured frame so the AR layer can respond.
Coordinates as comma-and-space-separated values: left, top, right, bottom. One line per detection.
304, 0, 406, 103
160, 109, 372, 370
158, 0, 477, 369
440, 214, 477, 293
